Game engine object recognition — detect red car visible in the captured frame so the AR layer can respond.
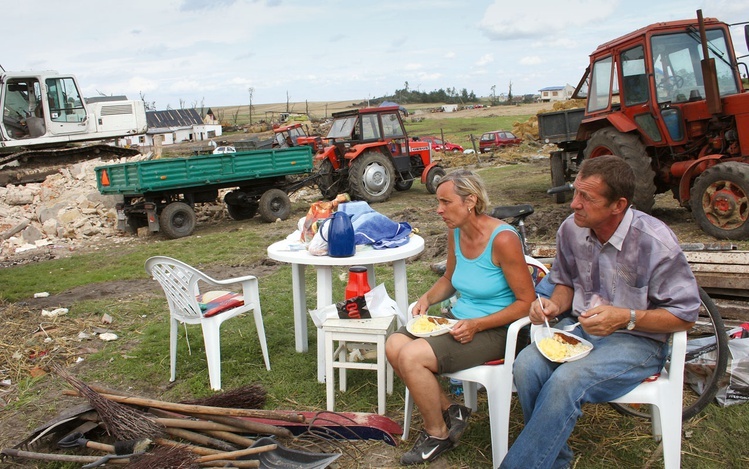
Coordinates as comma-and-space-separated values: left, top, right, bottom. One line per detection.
418, 135, 464, 153
479, 130, 522, 153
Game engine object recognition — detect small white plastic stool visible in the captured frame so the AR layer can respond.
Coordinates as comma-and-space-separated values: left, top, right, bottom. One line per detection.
323, 315, 396, 415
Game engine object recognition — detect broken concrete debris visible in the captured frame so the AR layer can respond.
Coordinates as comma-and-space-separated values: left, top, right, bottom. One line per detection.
0, 154, 210, 258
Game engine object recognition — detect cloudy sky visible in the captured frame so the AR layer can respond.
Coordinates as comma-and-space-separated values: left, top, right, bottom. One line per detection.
5, 0, 748, 110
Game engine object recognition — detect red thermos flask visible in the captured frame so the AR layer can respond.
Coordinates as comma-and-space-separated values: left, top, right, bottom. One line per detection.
345, 266, 371, 299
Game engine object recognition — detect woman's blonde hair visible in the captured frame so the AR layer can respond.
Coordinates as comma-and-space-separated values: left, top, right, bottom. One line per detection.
437, 169, 490, 215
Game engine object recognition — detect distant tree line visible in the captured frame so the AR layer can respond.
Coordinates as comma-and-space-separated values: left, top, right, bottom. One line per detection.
376, 82, 479, 105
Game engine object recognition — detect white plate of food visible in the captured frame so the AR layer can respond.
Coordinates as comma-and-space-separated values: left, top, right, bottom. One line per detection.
534, 328, 593, 363
407, 315, 458, 338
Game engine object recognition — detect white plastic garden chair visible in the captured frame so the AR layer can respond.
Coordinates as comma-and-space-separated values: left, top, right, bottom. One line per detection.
402, 256, 548, 468
609, 329, 687, 469
145, 256, 270, 390
528, 323, 687, 469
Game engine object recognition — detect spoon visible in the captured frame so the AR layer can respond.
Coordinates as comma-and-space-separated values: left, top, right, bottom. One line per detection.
537, 294, 553, 338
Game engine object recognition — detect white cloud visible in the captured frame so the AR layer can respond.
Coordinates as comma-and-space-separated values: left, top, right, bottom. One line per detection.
478, 0, 620, 40
129, 77, 158, 93
4, 0, 748, 107
520, 56, 542, 65
476, 54, 494, 66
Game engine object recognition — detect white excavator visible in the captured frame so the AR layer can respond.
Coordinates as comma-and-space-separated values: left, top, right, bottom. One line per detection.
0, 68, 147, 185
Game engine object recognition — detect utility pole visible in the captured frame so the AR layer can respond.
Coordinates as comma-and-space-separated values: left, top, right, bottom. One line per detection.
248, 87, 254, 125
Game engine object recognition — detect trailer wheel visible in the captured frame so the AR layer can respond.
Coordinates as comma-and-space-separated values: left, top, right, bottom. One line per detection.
425, 166, 446, 194
258, 188, 291, 222
395, 178, 414, 191
159, 202, 196, 239
691, 162, 749, 239
550, 151, 567, 204
226, 201, 258, 220
318, 159, 344, 200
348, 151, 395, 203
583, 128, 655, 213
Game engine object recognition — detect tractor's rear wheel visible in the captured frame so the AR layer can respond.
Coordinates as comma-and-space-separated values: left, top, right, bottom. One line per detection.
348, 151, 395, 203
159, 202, 196, 239
583, 128, 655, 213
425, 166, 446, 194
395, 178, 414, 191
318, 159, 344, 200
690, 162, 749, 239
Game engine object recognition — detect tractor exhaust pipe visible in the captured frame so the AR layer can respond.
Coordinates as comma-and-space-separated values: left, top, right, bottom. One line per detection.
698, 9, 723, 115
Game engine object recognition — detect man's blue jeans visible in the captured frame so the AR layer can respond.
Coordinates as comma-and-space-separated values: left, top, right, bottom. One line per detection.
500, 320, 668, 469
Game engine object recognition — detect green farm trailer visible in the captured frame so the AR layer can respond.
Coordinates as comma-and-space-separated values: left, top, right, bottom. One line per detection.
95, 146, 315, 238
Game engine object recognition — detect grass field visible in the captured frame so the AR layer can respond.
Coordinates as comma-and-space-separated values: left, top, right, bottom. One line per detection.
1, 158, 748, 467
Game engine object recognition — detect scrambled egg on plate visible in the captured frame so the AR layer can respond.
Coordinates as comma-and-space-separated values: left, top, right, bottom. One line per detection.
538, 333, 592, 361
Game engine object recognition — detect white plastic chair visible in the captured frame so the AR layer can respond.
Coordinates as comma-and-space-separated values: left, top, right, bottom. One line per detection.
402, 255, 548, 468
609, 329, 687, 469
528, 325, 688, 469
145, 256, 271, 390
402, 316, 531, 467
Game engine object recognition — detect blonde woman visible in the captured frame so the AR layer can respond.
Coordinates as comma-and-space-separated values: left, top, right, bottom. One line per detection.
386, 169, 535, 465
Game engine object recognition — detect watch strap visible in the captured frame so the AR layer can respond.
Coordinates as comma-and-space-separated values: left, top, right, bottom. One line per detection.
627, 308, 636, 330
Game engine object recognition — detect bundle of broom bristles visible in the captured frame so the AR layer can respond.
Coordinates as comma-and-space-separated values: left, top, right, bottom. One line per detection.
52, 363, 165, 441
0, 363, 298, 468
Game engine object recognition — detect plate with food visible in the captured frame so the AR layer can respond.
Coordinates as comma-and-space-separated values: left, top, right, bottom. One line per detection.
534, 328, 593, 363
407, 315, 458, 338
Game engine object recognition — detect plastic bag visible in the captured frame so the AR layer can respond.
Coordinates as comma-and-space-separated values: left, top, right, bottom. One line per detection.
717, 332, 749, 406
307, 219, 330, 256
686, 325, 749, 407
310, 283, 405, 328
301, 194, 350, 243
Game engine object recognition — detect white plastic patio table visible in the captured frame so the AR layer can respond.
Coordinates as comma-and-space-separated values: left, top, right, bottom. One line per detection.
267, 235, 424, 382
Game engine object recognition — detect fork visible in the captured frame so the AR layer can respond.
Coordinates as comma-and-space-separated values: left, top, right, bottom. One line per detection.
537, 294, 553, 337
562, 321, 580, 332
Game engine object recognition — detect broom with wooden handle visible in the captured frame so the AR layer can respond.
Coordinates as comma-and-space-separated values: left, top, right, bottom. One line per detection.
85, 383, 268, 410
52, 363, 165, 441
63, 389, 304, 422
1, 448, 130, 465
148, 406, 292, 438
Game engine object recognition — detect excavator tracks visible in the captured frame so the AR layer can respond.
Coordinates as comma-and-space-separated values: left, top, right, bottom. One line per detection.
0, 144, 141, 187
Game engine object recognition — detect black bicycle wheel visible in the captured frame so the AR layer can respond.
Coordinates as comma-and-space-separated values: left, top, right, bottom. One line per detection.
610, 286, 728, 421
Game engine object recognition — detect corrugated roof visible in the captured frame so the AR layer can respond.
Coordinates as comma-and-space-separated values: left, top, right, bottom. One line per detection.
146, 108, 203, 129
539, 86, 565, 91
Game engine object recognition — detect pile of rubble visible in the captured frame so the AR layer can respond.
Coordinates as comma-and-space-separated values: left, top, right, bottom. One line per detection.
0, 155, 152, 260
0, 153, 325, 262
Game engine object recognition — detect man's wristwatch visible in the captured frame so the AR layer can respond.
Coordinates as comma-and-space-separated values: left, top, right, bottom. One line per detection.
626, 308, 637, 330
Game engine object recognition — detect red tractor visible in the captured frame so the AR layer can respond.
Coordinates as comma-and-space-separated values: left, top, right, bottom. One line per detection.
315, 106, 445, 203
272, 122, 324, 152
538, 11, 749, 239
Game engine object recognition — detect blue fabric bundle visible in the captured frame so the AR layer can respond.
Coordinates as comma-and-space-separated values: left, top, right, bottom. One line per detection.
338, 201, 412, 249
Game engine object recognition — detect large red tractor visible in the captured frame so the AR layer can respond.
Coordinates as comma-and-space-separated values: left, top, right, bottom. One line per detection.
314, 106, 445, 203
538, 11, 749, 239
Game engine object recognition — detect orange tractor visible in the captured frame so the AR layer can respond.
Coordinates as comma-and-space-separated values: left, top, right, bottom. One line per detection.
272, 122, 325, 151
314, 106, 445, 203
538, 10, 749, 239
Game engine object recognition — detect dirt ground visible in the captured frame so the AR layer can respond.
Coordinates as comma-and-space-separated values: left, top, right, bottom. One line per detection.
0, 101, 740, 468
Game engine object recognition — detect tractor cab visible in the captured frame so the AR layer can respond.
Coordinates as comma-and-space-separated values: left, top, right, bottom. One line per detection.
272, 122, 323, 151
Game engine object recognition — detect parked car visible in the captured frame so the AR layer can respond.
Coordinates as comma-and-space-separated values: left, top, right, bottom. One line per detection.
417, 136, 464, 153
478, 130, 522, 153
213, 146, 236, 154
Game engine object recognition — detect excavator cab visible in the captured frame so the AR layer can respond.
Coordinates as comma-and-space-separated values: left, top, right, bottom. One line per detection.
1, 72, 89, 140
1, 77, 44, 138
